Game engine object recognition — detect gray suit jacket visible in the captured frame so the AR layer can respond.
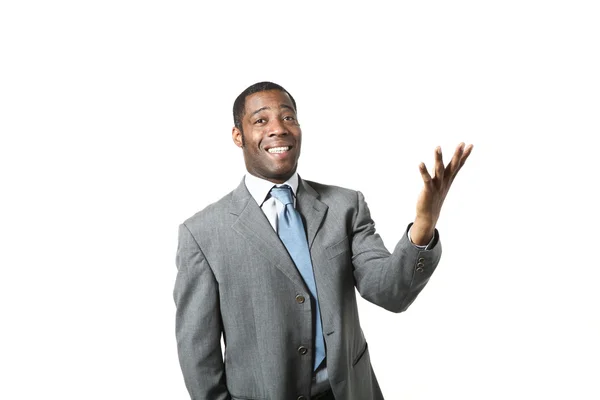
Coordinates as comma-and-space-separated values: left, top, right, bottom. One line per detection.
174, 177, 441, 400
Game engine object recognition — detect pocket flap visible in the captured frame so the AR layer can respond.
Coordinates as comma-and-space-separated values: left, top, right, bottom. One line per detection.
326, 236, 350, 259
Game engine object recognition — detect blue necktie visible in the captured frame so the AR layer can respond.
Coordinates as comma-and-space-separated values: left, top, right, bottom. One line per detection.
270, 185, 326, 370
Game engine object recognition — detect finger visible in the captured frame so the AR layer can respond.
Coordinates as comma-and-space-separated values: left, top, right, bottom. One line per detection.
419, 162, 433, 185
447, 142, 465, 177
449, 143, 474, 184
460, 144, 473, 167
457, 144, 474, 170
434, 146, 444, 182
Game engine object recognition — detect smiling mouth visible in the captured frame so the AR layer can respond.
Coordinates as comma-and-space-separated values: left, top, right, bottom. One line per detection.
267, 146, 291, 154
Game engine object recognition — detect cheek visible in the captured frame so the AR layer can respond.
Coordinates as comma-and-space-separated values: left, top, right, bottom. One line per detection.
245, 140, 265, 161
248, 131, 264, 149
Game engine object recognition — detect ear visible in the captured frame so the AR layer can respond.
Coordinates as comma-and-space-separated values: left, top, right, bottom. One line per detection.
232, 127, 243, 148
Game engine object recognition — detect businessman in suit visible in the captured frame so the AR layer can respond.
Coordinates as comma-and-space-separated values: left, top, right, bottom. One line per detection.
174, 81, 473, 399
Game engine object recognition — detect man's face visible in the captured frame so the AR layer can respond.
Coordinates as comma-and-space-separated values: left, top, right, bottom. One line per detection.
232, 90, 302, 184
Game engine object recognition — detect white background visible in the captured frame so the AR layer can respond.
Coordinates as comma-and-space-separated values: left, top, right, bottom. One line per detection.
1, 1, 599, 399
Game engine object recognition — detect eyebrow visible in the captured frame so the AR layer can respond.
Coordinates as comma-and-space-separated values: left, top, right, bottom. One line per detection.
249, 104, 296, 118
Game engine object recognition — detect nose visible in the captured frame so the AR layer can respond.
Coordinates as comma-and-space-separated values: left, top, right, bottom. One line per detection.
267, 118, 288, 137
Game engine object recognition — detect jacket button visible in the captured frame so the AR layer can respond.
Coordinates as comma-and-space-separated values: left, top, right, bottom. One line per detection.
418, 257, 425, 263
298, 346, 308, 355
297, 396, 307, 400
295, 294, 305, 304
416, 266, 425, 273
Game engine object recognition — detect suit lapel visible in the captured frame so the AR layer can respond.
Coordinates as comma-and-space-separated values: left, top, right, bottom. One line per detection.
296, 178, 335, 334
296, 178, 328, 249
229, 179, 307, 289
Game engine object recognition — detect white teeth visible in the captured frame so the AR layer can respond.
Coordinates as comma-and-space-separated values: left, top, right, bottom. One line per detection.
267, 146, 290, 153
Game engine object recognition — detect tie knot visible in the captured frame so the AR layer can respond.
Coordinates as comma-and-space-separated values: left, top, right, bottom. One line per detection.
270, 185, 294, 206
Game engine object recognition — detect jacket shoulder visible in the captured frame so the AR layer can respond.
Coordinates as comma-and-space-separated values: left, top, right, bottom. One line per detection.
181, 190, 233, 230
303, 179, 359, 203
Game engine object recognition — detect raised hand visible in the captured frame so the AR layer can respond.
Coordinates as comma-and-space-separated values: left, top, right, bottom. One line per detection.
410, 142, 473, 246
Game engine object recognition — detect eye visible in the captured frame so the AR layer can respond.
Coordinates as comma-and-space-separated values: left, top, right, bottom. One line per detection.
284, 116, 296, 121
254, 118, 266, 124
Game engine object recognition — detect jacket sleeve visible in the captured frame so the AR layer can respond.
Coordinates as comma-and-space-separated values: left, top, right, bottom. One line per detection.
350, 191, 442, 313
174, 223, 230, 400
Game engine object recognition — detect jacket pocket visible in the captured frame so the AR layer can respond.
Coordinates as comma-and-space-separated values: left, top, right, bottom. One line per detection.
230, 395, 266, 400
352, 342, 368, 367
326, 236, 350, 259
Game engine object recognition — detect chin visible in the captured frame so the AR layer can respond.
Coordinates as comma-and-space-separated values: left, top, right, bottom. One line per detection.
269, 162, 296, 175
266, 169, 296, 183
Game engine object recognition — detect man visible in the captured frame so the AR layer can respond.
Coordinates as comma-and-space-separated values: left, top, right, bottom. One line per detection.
174, 82, 473, 399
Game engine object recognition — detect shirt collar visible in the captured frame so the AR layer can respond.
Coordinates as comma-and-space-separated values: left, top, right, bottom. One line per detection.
245, 172, 299, 206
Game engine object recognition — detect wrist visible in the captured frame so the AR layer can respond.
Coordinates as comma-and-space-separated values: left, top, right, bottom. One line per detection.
411, 216, 436, 246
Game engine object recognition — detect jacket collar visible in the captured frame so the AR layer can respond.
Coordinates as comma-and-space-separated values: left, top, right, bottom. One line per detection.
228, 175, 329, 288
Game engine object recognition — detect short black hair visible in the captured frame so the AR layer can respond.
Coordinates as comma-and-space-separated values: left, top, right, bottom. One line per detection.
233, 81, 297, 131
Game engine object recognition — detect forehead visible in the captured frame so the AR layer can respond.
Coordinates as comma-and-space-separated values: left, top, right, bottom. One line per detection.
244, 90, 295, 116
